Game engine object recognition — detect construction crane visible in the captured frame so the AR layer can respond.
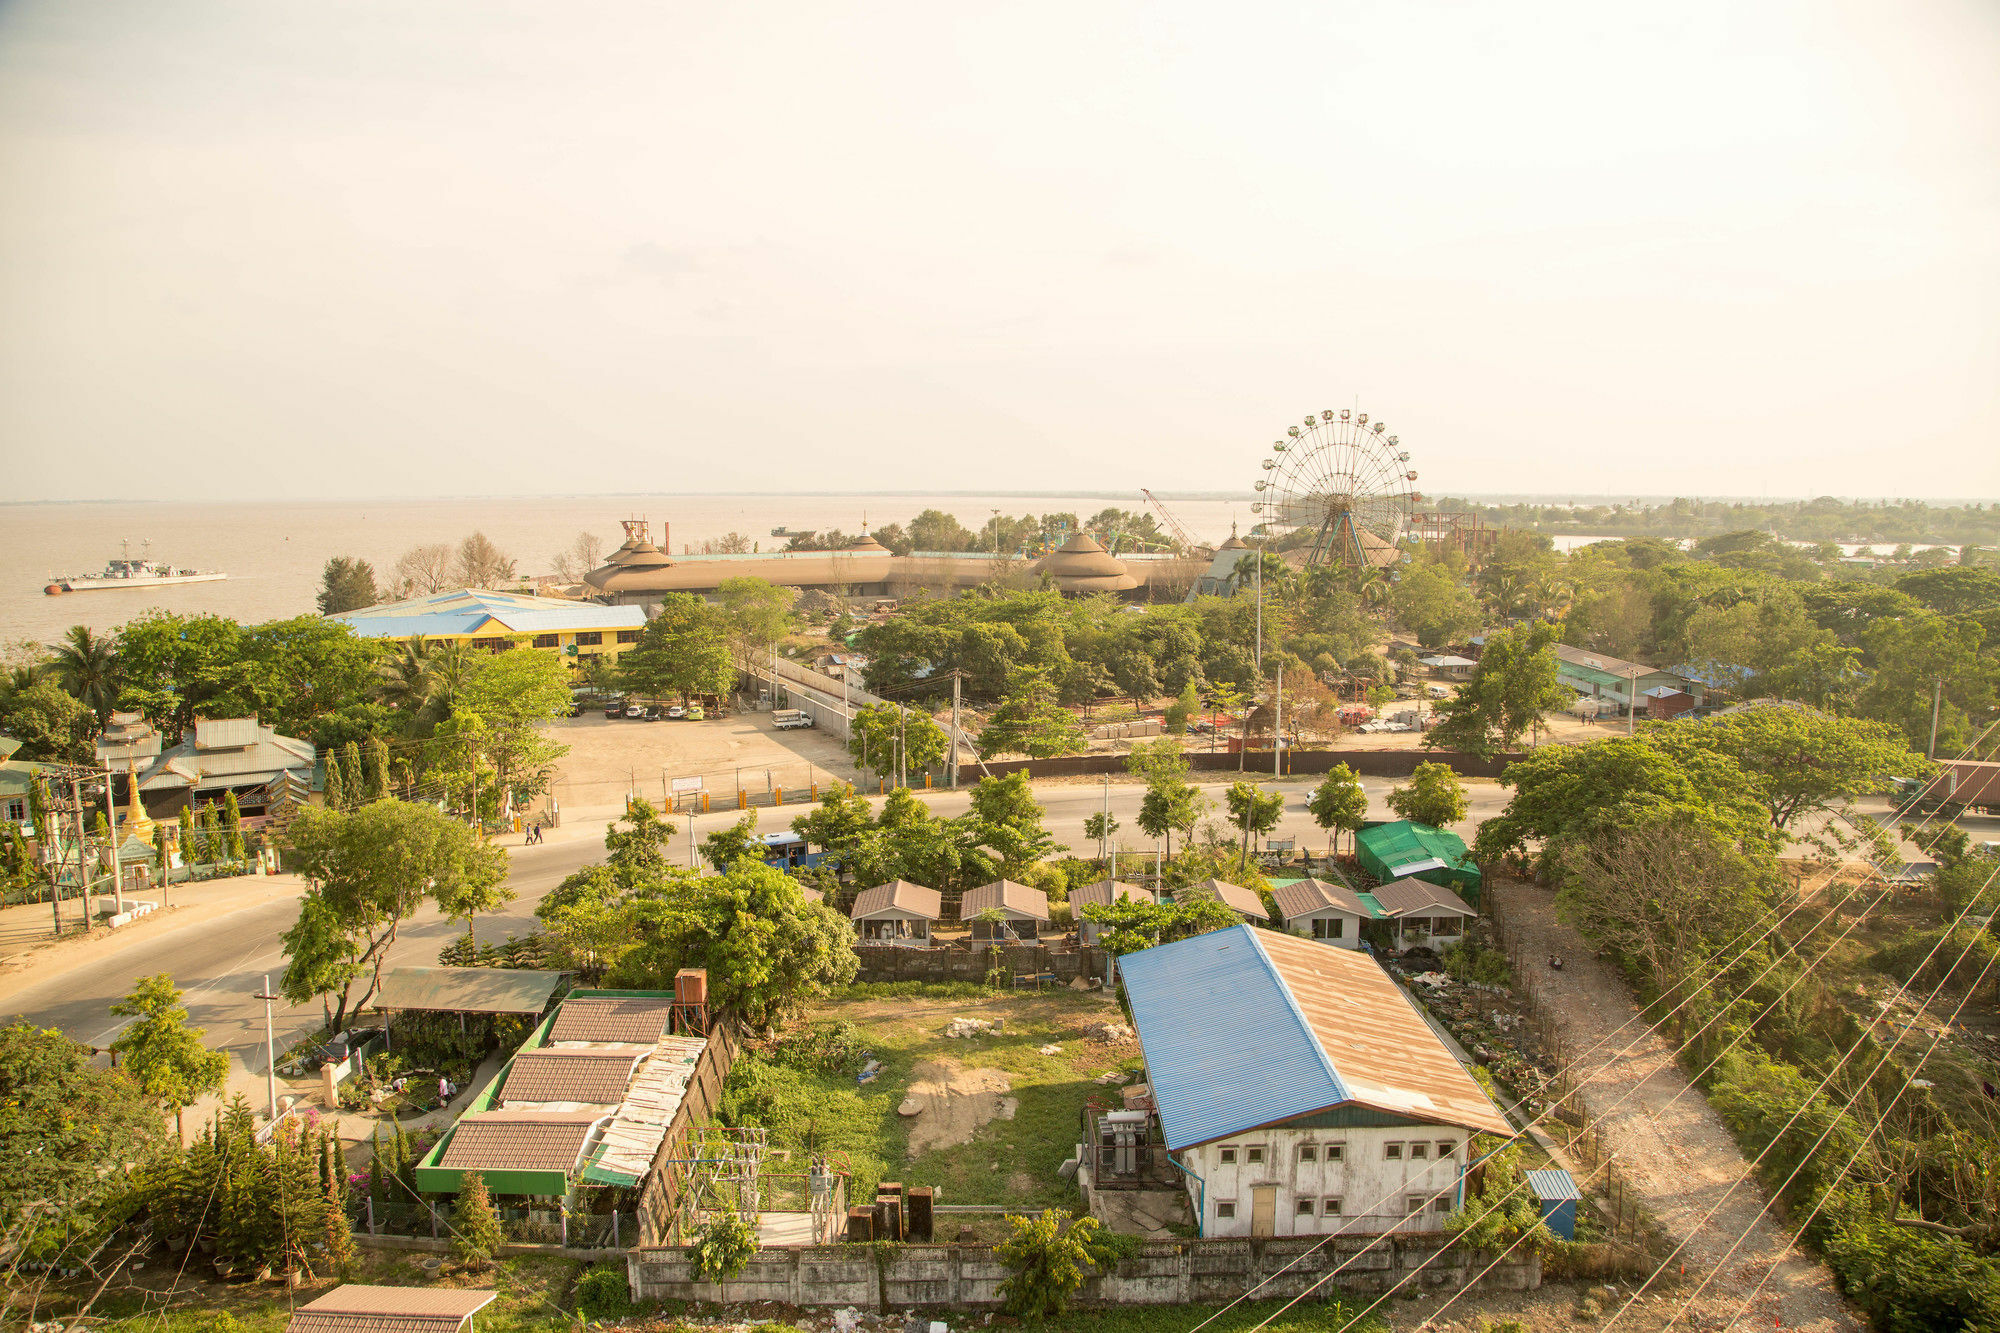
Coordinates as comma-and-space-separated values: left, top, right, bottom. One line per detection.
1140, 488, 1207, 555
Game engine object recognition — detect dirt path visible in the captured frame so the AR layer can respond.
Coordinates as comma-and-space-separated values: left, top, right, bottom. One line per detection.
899, 1059, 1015, 1156
1486, 876, 1862, 1332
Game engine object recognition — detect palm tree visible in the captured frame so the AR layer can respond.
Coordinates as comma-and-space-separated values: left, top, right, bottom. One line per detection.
49, 626, 118, 719
421, 642, 476, 719
375, 638, 436, 713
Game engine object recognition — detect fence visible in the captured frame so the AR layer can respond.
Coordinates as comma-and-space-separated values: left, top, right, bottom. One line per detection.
853, 942, 1109, 986
631, 1233, 1540, 1307
635, 1019, 743, 1246
977, 748, 1527, 782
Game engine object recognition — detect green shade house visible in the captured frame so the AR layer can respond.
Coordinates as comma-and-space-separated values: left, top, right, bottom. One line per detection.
1354, 820, 1481, 905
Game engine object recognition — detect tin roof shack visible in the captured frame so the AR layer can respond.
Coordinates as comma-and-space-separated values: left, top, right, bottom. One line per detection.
1552, 644, 1699, 715
1069, 880, 1157, 946
961, 879, 1052, 947
370, 966, 566, 1071
413, 987, 714, 1239
289, 1286, 497, 1333
1119, 925, 1508, 1238
1641, 685, 1700, 721
850, 880, 942, 946
1354, 821, 1481, 905
121, 715, 316, 819
1271, 877, 1370, 949
1366, 877, 1476, 953
1179, 877, 1271, 924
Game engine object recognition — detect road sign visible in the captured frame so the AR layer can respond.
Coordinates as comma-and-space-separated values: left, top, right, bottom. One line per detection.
670, 776, 704, 795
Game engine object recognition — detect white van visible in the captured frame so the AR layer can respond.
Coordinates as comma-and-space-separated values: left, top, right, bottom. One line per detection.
772, 708, 813, 730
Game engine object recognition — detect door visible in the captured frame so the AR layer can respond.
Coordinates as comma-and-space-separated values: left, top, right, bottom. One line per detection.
1250, 1186, 1277, 1237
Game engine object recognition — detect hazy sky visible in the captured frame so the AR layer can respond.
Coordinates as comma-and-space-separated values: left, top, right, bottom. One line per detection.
3, 1, 1996, 503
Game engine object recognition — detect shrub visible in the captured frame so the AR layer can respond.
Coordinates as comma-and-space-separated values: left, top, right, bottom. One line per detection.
451, 1172, 504, 1266
995, 1208, 1111, 1318
769, 1019, 867, 1076
690, 1211, 758, 1281
574, 1262, 636, 1319
1870, 926, 2000, 996
1441, 939, 1513, 987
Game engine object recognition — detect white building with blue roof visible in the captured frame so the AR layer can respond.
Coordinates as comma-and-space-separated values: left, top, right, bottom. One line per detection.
1117, 924, 1509, 1238
330, 590, 647, 678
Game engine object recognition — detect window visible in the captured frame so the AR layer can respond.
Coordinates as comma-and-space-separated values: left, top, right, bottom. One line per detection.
1312, 917, 1344, 940
470, 637, 510, 651
1405, 1195, 1426, 1216
3, 799, 24, 823
1216, 1201, 1236, 1220
1297, 1144, 1318, 1164
533, 634, 559, 648
1218, 1147, 1237, 1165
616, 629, 641, 644
1295, 1199, 1316, 1217
1431, 1196, 1452, 1214
1326, 1142, 1345, 1163
1437, 1141, 1456, 1158
1245, 1146, 1265, 1165
1409, 1142, 1429, 1160
1384, 1142, 1403, 1161
574, 632, 602, 646
1324, 1198, 1343, 1216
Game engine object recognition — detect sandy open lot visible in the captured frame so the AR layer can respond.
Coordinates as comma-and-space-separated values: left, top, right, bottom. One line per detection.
545, 709, 862, 824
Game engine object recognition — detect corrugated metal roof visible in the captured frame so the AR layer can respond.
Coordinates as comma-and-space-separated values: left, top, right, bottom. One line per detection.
1270, 877, 1372, 921
193, 717, 259, 750
1068, 879, 1154, 912
372, 966, 564, 1015
1527, 1168, 1581, 1202
1180, 878, 1267, 920
1368, 878, 1473, 918
500, 1047, 647, 1105
961, 880, 1051, 920
548, 995, 675, 1044
1120, 924, 1507, 1150
332, 590, 643, 639
851, 880, 941, 920
437, 1111, 601, 1173
294, 1288, 497, 1319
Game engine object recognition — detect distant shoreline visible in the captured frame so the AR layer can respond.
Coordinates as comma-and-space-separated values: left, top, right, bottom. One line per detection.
4, 490, 1996, 508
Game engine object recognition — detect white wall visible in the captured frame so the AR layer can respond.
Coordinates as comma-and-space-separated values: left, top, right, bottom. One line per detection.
1184, 1125, 1468, 1237
1283, 908, 1363, 949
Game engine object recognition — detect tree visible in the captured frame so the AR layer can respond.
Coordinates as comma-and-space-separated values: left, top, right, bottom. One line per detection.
715, 577, 798, 653
49, 624, 120, 720
316, 557, 379, 615
452, 532, 516, 588
619, 593, 735, 702
392, 542, 455, 595
0, 677, 95, 761
279, 889, 362, 1029
114, 610, 258, 732
451, 1172, 504, 1266
1386, 762, 1469, 829
1164, 679, 1199, 734
549, 530, 607, 583
977, 666, 1087, 759
1224, 781, 1285, 861
1646, 710, 1932, 832
608, 859, 858, 1029
0, 1021, 160, 1260
963, 771, 1057, 874
109, 974, 230, 1138
1391, 562, 1484, 649
909, 508, 978, 552
996, 1208, 1112, 1318
1137, 776, 1206, 863
323, 746, 350, 812
1083, 810, 1119, 862
1424, 621, 1570, 757
1307, 764, 1369, 855
1858, 614, 1992, 755
242, 616, 389, 742
701, 813, 764, 870
848, 703, 948, 782
456, 647, 573, 810
790, 785, 875, 858
604, 798, 675, 886
282, 801, 509, 1027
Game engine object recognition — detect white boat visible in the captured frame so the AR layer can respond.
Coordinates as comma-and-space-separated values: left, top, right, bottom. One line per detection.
45, 540, 227, 595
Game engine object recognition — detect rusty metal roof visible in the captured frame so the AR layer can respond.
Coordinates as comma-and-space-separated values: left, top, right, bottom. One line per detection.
1068, 879, 1155, 912
372, 966, 564, 1015
1270, 877, 1371, 922
1369, 877, 1473, 918
289, 1286, 496, 1333
851, 879, 941, 920
499, 1047, 647, 1105
437, 1111, 602, 1173
1119, 924, 1507, 1149
1181, 878, 1268, 920
547, 995, 675, 1044
961, 879, 1051, 920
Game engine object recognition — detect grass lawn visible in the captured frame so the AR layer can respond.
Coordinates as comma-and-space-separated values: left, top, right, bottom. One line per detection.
722, 981, 1145, 1208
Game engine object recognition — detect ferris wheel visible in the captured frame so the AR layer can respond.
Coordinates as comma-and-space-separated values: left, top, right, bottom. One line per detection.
1250, 408, 1421, 569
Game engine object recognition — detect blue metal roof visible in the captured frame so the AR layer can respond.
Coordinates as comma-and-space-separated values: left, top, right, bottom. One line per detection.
1118, 924, 1349, 1151
1526, 1168, 1580, 1202
333, 592, 643, 639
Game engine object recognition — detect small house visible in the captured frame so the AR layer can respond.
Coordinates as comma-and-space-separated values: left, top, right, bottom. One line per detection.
1179, 877, 1270, 924
1416, 654, 1476, 681
1270, 877, 1370, 949
850, 880, 941, 946
1527, 1169, 1581, 1241
960, 879, 1052, 945
1552, 645, 1700, 715
1120, 925, 1509, 1238
1367, 877, 1476, 952
1068, 879, 1156, 946
1353, 821, 1481, 905
1641, 685, 1698, 721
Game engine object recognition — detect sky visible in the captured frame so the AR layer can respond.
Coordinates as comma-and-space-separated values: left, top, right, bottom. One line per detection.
1, 1, 1997, 503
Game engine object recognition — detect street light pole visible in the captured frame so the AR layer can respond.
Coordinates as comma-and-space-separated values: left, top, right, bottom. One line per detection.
253, 975, 279, 1120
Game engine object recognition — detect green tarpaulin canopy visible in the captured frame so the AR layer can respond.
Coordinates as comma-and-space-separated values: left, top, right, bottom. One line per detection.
1354, 821, 1481, 905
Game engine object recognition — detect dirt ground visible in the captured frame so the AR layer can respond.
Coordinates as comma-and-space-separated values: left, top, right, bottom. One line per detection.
1479, 875, 1864, 1333
900, 1059, 1017, 1155
544, 708, 860, 823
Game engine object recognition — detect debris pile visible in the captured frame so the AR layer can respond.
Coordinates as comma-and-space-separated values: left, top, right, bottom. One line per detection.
1085, 1021, 1134, 1043
943, 1017, 1001, 1039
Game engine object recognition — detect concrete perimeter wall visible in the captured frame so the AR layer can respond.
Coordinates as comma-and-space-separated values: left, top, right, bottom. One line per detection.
630, 1234, 1539, 1308
978, 749, 1526, 782
854, 942, 1110, 982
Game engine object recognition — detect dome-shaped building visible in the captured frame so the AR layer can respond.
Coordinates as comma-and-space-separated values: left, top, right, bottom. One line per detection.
1032, 532, 1140, 595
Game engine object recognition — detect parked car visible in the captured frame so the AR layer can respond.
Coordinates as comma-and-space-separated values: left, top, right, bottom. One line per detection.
603, 698, 627, 719
666, 704, 686, 719
645, 704, 670, 721
624, 703, 647, 719
772, 708, 813, 730
686, 703, 706, 720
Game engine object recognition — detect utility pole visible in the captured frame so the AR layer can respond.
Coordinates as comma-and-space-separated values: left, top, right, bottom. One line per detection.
102, 760, 124, 915
69, 775, 90, 926
688, 811, 697, 869
1101, 776, 1112, 869
1274, 660, 1283, 779
253, 975, 279, 1120
896, 704, 907, 791
1627, 668, 1639, 736
1928, 676, 1943, 759
950, 674, 961, 789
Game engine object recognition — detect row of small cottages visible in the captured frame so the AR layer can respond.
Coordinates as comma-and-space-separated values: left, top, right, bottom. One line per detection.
846, 872, 1474, 954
